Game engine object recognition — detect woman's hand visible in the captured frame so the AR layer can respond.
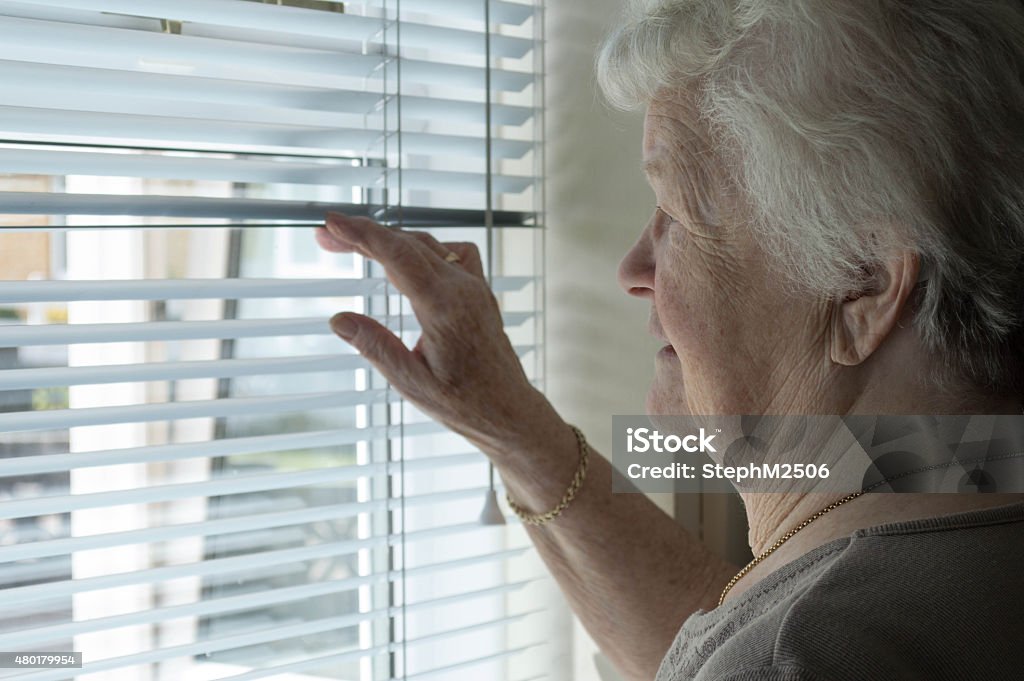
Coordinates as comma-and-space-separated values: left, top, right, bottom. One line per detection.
316, 211, 557, 457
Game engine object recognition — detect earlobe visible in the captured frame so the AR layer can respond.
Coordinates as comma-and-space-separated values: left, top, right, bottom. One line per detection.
829, 297, 860, 366
829, 252, 920, 367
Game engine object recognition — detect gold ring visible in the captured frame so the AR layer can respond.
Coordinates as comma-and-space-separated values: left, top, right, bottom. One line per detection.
444, 251, 461, 263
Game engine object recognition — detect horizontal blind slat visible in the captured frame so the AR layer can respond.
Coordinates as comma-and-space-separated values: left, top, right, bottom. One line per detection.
0, 345, 534, 392
0, 312, 533, 345
0, 148, 533, 193
0, 572, 534, 652
350, 0, 533, 25
0, 275, 533, 303
0, 521, 523, 608
20, 610, 535, 680
0, 389, 398, 433
8, 561, 536, 679
0, 354, 367, 390
0, 452, 497, 517
0, 455, 488, 562
0, 61, 536, 126
217, 637, 545, 681
11, 0, 533, 59
0, 16, 534, 92
1, 221, 536, 231
0, 422, 453, 476
401, 644, 545, 681
0, 107, 533, 159
0, 278, 384, 302
404, 609, 540, 646
216, 645, 390, 681
0, 15, 379, 80
0, 192, 535, 226
1, 525, 530, 595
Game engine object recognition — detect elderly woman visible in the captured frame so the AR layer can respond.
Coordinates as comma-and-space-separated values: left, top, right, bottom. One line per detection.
317, 0, 1024, 679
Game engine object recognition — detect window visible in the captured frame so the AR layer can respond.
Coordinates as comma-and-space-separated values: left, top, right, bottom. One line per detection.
0, 1, 560, 679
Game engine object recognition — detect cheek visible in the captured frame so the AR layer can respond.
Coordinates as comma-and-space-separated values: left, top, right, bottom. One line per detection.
654, 250, 734, 353
652, 248, 766, 413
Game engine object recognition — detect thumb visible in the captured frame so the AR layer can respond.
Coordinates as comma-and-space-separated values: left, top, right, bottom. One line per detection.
329, 312, 428, 386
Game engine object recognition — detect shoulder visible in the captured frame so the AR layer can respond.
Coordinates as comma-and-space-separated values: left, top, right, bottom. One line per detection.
709, 665, 831, 681
766, 515, 1024, 680
688, 511, 1024, 681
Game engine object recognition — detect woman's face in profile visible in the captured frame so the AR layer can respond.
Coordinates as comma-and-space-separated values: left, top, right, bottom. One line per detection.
618, 93, 835, 417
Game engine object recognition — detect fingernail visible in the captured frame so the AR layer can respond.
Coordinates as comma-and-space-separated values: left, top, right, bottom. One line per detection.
330, 313, 358, 340
326, 212, 349, 229
327, 213, 361, 242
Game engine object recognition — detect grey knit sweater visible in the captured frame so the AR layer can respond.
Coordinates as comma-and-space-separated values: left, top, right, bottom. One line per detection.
655, 502, 1024, 681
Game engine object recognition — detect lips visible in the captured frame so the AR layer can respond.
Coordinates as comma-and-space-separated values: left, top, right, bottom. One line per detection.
649, 323, 673, 352
648, 326, 670, 345
649, 315, 675, 355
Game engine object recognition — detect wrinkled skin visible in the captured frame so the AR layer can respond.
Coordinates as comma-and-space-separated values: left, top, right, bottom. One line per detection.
619, 93, 836, 419
315, 214, 561, 457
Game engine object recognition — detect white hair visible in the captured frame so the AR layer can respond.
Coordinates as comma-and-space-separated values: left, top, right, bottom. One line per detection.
598, 0, 1024, 398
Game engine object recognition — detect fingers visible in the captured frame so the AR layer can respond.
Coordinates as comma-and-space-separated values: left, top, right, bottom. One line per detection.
318, 212, 486, 280
323, 212, 442, 299
329, 312, 431, 388
315, 226, 354, 253
405, 231, 449, 258
405, 232, 486, 278
444, 241, 485, 278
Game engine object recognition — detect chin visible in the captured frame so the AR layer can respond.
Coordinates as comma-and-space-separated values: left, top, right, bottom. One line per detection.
645, 382, 690, 416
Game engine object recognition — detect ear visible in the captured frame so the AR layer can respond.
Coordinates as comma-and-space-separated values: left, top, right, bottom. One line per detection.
830, 252, 920, 366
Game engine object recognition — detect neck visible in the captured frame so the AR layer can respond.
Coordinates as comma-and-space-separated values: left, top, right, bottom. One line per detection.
743, 491, 1024, 558
744, 376, 1024, 555
743, 492, 838, 556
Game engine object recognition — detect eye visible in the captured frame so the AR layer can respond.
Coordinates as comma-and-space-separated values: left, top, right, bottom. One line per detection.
656, 206, 679, 226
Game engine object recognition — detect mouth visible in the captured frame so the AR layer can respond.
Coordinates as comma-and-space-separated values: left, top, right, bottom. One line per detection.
649, 317, 675, 357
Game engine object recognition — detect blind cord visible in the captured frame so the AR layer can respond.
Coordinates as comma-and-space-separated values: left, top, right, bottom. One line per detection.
479, 0, 507, 526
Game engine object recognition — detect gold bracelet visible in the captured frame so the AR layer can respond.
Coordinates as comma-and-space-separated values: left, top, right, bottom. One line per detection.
506, 424, 589, 526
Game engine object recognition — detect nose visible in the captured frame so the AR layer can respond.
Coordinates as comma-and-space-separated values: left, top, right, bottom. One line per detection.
617, 216, 656, 298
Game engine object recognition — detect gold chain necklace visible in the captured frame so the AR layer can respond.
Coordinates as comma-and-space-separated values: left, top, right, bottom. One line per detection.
718, 491, 865, 607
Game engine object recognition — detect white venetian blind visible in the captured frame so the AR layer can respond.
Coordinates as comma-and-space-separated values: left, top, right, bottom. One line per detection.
0, 1, 562, 680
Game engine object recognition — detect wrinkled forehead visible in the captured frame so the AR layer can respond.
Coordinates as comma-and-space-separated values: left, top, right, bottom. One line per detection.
642, 90, 709, 161
641, 90, 717, 180
641, 89, 743, 228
